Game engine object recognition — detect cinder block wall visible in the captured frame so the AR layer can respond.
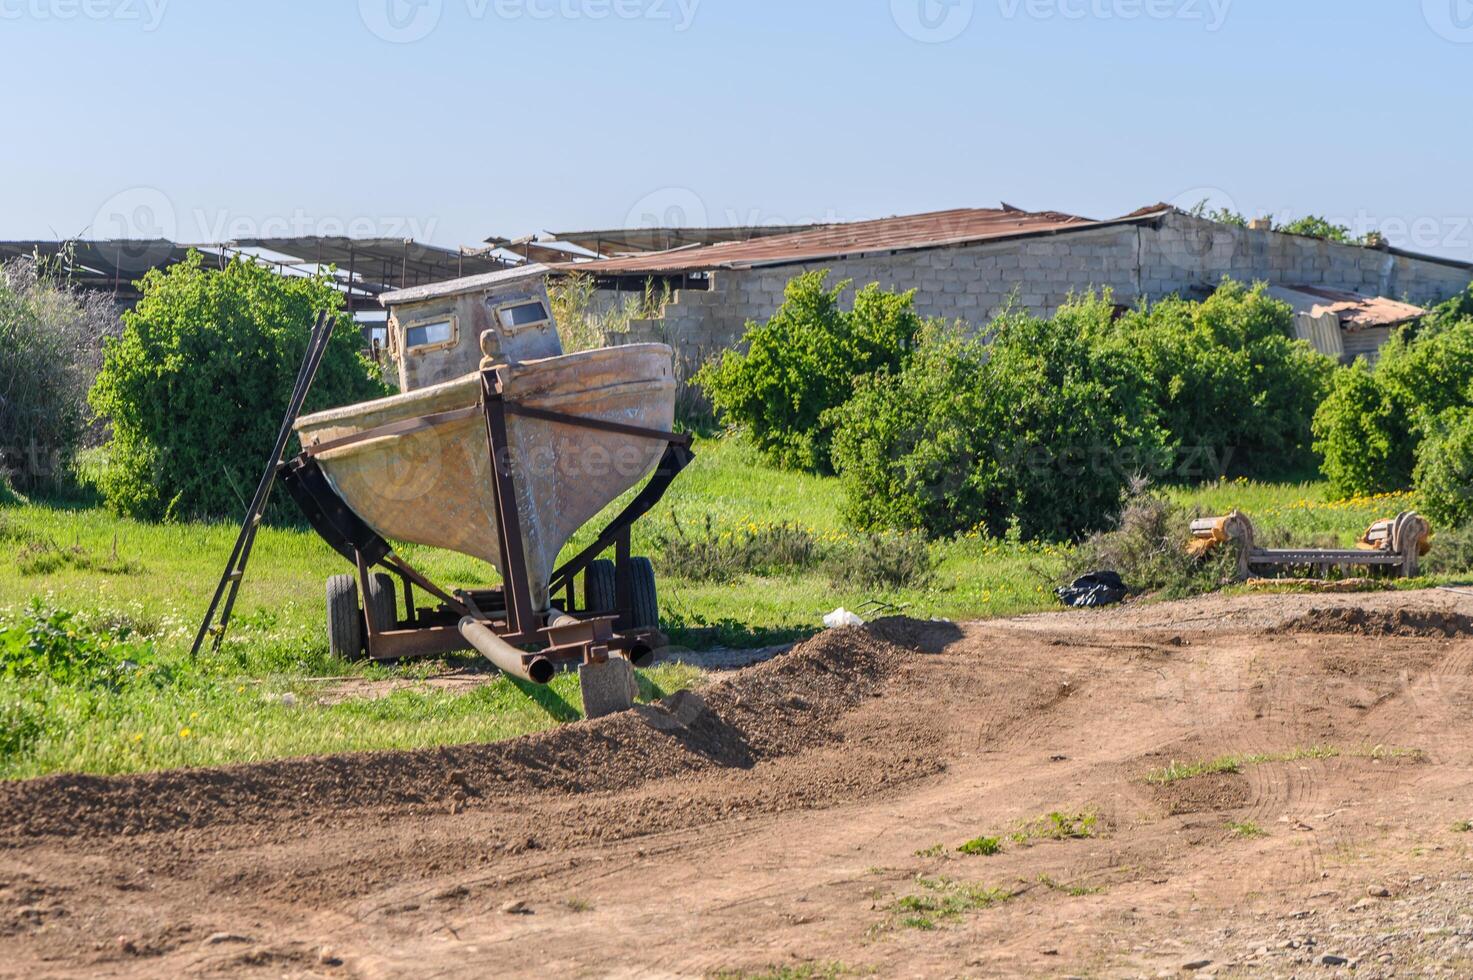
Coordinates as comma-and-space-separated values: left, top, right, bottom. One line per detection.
612, 212, 1471, 382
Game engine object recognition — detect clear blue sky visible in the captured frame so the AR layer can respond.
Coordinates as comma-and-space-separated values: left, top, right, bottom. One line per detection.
5, 0, 1470, 259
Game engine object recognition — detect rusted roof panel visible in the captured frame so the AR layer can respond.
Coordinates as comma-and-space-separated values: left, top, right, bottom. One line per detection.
379, 263, 550, 305
537, 224, 824, 256
558, 206, 1170, 276
1271, 284, 1427, 331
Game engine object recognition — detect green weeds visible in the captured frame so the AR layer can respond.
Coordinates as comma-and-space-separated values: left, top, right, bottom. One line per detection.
956, 835, 1002, 856
1036, 873, 1103, 896
1147, 745, 1421, 785
1010, 810, 1099, 843
891, 875, 1011, 930
1227, 820, 1267, 839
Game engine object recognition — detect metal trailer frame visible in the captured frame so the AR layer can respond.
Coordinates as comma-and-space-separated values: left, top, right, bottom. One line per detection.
280, 362, 693, 676
1191, 510, 1431, 581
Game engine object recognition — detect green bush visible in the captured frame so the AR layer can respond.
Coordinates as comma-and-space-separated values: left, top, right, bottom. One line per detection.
0, 602, 160, 688
1415, 411, 1473, 529
824, 531, 936, 590
1102, 280, 1334, 480
0, 257, 119, 493
88, 254, 388, 520
1422, 520, 1473, 577
1313, 314, 1473, 498
694, 271, 924, 472
1277, 215, 1358, 244
1069, 490, 1240, 598
1312, 364, 1413, 498
830, 308, 1170, 541
651, 514, 819, 582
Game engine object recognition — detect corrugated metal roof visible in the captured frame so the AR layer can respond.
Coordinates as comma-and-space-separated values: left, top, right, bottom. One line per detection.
1269, 284, 1427, 331
219, 236, 510, 286
0, 239, 199, 298
379, 263, 550, 305
533, 224, 824, 256
556, 205, 1172, 276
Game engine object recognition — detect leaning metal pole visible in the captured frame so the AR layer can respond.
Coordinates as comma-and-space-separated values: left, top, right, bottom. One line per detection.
189, 311, 334, 659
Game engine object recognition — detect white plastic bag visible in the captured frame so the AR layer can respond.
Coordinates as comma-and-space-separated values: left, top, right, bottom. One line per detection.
822, 607, 866, 629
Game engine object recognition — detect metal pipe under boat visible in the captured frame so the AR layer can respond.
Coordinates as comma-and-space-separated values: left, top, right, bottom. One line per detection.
458, 617, 555, 684
546, 607, 580, 629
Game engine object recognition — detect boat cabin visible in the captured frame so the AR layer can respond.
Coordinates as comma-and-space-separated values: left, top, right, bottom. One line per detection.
379, 264, 561, 391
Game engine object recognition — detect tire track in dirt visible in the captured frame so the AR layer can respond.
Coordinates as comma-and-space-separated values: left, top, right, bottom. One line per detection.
5, 593, 1473, 979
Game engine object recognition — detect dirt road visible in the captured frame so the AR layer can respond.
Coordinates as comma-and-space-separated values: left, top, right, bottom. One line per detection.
3, 590, 1473, 978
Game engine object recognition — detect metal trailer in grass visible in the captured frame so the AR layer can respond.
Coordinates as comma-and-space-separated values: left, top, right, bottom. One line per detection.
197, 268, 693, 717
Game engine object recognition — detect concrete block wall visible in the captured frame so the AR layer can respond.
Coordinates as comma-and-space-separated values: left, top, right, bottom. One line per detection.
606, 211, 1471, 383
1142, 211, 1470, 306
614, 224, 1149, 380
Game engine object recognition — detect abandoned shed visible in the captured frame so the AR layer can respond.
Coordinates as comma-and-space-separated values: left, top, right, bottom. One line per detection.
551, 204, 1473, 379
1267, 284, 1429, 366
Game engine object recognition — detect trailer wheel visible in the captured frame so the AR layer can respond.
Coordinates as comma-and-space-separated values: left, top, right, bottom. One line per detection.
326, 574, 364, 660
584, 559, 617, 614
365, 573, 397, 634
625, 556, 660, 630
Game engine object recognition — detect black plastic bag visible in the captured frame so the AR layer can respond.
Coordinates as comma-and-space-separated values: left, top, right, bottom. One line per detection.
1055, 571, 1129, 608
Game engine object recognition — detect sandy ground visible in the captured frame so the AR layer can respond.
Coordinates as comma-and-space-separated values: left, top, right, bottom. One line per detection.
3, 588, 1473, 978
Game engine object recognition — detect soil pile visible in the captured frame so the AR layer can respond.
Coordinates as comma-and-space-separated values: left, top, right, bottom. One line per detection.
0, 624, 913, 842
1282, 606, 1473, 638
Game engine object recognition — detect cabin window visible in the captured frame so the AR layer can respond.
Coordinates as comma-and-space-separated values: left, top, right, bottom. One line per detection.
496, 301, 549, 332
404, 316, 456, 352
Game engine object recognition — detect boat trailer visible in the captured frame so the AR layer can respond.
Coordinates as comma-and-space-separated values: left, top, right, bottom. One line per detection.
278, 364, 693, 714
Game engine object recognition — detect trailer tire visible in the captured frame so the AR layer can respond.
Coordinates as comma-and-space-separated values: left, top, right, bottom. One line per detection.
365, 573, 397, 634
625, 556, 659, 630
584, 559, 617, 615
326, 574, 364, 660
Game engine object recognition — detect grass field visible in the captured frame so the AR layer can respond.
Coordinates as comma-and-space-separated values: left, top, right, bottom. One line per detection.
0, 435, 1451, 780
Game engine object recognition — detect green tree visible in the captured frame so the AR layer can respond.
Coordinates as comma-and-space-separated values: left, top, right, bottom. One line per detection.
1415, 410, 1473, 529
830, 305, 1170, 542
1277, 215, 1359, 244
89, 254, 387, 520
1104, 280, 1335, 480
0, 257, 118, 494
1313, 313, 1473, 497
694, 271, 924, 472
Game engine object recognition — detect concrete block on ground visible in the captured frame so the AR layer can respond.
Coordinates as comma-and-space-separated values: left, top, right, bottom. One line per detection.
579, 656, 638, 719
